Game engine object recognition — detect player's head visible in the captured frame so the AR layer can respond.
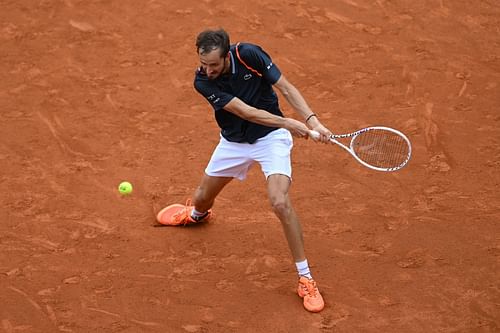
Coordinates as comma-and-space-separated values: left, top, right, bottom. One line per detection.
196, 28, 230, 80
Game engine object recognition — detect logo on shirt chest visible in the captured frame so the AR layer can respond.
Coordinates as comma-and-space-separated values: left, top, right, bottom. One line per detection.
243, 74, 252, 81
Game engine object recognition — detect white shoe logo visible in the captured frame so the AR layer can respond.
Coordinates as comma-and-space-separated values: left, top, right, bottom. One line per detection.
244, 74, 252, 80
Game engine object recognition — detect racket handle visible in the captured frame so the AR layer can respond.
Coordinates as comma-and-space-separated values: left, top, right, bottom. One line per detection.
308, 130, 320, 140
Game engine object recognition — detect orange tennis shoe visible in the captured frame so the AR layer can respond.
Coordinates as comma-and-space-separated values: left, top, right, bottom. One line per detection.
156, 200, 213, 226
297, 276, 325, 312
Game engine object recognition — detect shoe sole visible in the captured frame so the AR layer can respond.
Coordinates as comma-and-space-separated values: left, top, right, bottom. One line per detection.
156, 204, 185, 225
304, 303, 324, 313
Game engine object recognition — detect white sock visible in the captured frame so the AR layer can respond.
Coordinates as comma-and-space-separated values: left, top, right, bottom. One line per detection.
295, 259, 312, 279
191, 208, 208, 221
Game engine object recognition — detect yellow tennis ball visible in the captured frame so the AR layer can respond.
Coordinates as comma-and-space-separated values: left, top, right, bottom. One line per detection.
118, 181, 133, 195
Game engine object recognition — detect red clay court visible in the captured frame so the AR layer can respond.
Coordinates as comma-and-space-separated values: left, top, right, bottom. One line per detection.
1, 1, 499, 332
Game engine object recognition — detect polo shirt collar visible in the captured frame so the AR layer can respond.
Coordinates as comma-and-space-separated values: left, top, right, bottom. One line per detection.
229, 51, 236, 74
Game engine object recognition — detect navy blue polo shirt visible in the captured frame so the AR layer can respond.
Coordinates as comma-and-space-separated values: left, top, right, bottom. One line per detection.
194, 43, 283, 144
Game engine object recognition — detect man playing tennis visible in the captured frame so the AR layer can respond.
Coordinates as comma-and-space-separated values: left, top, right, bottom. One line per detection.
157, 28, 332, 312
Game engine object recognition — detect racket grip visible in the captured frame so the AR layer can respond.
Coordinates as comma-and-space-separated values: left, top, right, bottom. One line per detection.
308, 130, 320, 140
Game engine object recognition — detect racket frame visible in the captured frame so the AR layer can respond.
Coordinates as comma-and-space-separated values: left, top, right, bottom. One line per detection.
310, 126, 412, 172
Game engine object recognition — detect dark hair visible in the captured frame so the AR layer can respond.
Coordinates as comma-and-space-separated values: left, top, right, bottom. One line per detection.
196, 28, 230, 57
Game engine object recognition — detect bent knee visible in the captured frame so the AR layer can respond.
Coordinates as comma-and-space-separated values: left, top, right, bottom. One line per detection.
270, 199, 291, 216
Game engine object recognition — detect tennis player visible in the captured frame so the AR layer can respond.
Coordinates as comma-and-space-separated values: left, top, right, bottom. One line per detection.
157, 28, 332, 312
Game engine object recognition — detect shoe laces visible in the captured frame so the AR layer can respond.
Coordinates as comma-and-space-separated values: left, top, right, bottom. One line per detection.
302, 278, 319, 297
172, 199, 193, 225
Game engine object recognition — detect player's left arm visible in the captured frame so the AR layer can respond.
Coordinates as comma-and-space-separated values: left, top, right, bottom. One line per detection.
273, 75, 332, 142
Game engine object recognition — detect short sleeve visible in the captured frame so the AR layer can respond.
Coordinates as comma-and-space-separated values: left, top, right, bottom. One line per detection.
238, 44, 282, 84
194, 76, 234, 110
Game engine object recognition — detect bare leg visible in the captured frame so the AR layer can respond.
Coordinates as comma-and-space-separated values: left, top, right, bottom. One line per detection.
266, 174, 306, 262
192, 174, 233, 212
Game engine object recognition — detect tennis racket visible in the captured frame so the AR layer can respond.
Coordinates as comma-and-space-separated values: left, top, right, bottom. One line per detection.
309, 126, 412, 172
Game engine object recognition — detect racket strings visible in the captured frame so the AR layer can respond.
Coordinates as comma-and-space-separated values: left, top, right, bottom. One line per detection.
351, 130, 410, 169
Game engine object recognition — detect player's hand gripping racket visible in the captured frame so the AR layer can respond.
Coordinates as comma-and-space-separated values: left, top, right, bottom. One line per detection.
309, 126, 412, 172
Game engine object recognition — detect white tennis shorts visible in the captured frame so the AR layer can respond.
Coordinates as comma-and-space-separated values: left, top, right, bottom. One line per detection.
205, 128, 293, 180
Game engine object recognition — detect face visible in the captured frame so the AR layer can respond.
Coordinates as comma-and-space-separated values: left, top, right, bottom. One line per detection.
198, 48, 229, 80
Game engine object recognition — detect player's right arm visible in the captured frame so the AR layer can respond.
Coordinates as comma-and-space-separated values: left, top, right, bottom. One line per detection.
273, 75, 332, 143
